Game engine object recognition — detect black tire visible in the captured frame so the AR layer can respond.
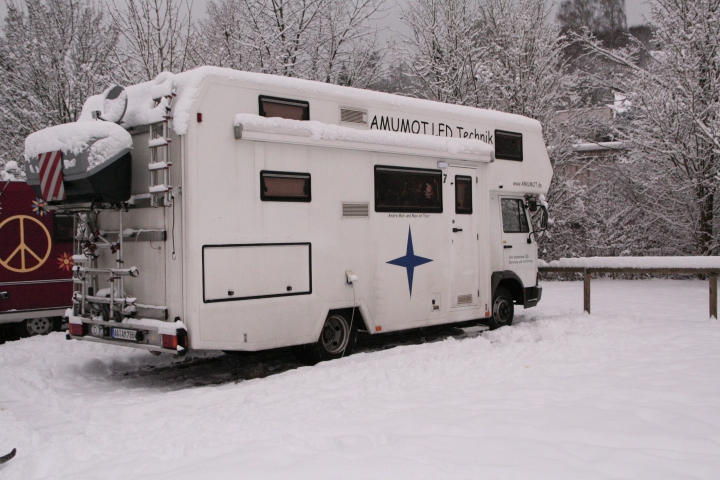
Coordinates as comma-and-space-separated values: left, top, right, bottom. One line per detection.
17, 317, 56, 337
487, 287, 514, 329
294, 312, 358, 365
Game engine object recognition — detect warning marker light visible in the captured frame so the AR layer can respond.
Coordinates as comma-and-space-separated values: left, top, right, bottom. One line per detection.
161, 334, 178, 349
68, 323, 86, 336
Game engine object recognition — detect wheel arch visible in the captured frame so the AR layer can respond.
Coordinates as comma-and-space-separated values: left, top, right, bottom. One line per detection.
326, 307, 368, 333
491, 271, 525, 305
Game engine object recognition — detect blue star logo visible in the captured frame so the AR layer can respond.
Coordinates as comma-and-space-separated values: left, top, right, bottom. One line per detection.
387, 226, 433, 297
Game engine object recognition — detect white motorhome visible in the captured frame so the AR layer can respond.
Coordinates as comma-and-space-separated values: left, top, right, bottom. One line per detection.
24, 67, 552, 362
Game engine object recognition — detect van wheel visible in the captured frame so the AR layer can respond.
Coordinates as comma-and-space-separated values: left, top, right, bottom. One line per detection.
488, 287, 514, 329
19, 317, 56, 337
294, 313, 358, 365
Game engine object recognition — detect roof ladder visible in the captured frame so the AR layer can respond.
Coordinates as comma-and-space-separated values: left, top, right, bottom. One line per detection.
148, 92, 176, 207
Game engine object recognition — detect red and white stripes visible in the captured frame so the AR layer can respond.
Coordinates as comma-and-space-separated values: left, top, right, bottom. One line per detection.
37, 151, 65, 201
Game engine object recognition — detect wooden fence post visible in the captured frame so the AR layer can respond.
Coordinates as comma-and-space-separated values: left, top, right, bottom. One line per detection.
583, 269, 591, 314
710, 274, 718, 319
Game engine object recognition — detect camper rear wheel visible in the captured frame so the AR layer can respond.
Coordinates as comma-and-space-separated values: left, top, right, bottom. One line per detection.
294, 313, 358, 365
17, 317, 57, 337
488, 287, 514, 330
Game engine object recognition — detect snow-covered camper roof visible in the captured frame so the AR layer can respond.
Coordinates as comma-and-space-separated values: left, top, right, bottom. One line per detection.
78, 66, 543, 137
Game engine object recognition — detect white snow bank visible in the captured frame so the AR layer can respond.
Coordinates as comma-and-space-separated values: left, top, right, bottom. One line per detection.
540, 256, 720, 269
24, 122, 132, 171
3, 280, 720, 479
234, 114, 494, 157
78, 66, 541, 136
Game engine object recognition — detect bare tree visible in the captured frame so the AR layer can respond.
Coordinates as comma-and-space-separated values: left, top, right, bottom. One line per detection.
557, 0, 627, 36
400, 0, 484, 105
0, 0, 117, 166
110, 0, 196, 83
196, 0, 385, 87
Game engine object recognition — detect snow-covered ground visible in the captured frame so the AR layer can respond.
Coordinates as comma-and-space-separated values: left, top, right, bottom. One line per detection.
1, 279, 719, 479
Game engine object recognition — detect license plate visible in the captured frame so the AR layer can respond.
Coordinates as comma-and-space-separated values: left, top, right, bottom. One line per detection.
111, 328, 139, 341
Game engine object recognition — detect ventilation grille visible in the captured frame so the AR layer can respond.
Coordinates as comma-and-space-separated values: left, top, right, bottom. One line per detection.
340, 108, 367, 125
457, 294, 473, 305
343, 202, 369, 218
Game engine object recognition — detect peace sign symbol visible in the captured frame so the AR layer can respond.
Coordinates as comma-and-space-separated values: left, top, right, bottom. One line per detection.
0, 215, 52, 273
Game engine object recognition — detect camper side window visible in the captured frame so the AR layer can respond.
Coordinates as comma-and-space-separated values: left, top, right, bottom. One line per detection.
455, 176, 473, 214
501, 198, 530, 233
374, 166, 443, 213
259, 96, 310, 121
495, 130, 523, 161
260, 171, 311, 202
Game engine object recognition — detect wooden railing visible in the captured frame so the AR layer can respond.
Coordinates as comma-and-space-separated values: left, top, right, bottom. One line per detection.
539, 261, 719, 319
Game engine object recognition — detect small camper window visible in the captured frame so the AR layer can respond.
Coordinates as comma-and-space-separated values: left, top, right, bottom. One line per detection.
455, 176, 473, 214
259, 96, 310, 121
495, 130, 523, 161
260, 171, 311, 202
501, 198, 530, 233
53, 215, 74, 243
374, 166, 443, 213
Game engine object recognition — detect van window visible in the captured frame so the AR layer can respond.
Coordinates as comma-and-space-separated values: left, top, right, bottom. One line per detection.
455, 176, 473, 214
54, 214, 74, 243
501, 198, 529, 233
260, 171, 311, 202
374, 166, 443, 213
259, 96, 310, 121
495, 130, 523, 161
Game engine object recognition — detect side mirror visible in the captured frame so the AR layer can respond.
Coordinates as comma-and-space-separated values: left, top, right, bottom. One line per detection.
540, 205, 548, 229
528, 197, 538, 212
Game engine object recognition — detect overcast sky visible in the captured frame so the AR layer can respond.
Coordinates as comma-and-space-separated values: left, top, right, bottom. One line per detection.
0, 0, 654, 45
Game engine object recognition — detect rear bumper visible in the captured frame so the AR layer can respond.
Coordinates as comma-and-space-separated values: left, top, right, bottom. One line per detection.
523, 286, 542, 308
67, 333, 182, 355
66, 313, 188, 356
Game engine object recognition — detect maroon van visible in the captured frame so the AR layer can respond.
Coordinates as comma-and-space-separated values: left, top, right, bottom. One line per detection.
0, 180, 73, 342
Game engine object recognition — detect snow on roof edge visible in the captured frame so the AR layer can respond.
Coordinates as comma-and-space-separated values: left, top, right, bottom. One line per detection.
80, 66, 543, 137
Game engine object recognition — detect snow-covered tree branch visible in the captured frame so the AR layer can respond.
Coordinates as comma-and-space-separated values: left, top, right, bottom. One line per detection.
109, 0, 197, 83
0, 0, 118, 166
577, 0, 720, 255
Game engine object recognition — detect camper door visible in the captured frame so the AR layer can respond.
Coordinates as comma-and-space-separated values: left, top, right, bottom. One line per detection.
499, 196, 536, 287
447, 167, 478, 307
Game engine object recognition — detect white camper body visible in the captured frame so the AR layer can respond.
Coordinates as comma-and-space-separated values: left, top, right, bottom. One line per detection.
25, 67, 552, 357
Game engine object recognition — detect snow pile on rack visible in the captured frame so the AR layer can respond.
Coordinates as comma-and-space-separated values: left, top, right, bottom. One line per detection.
540, 256, 720, 269
1, 161, 25, 181
80, 76, 171, 128
124, 318, 185, 336
234, 114, 494, 157
24, 122, 132, 171
2, 280, 720, 479
77, 66, 541, 136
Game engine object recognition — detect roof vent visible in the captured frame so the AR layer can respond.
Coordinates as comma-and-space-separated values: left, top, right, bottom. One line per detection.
342, 202, 369, 218
340, 108, 367, 126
